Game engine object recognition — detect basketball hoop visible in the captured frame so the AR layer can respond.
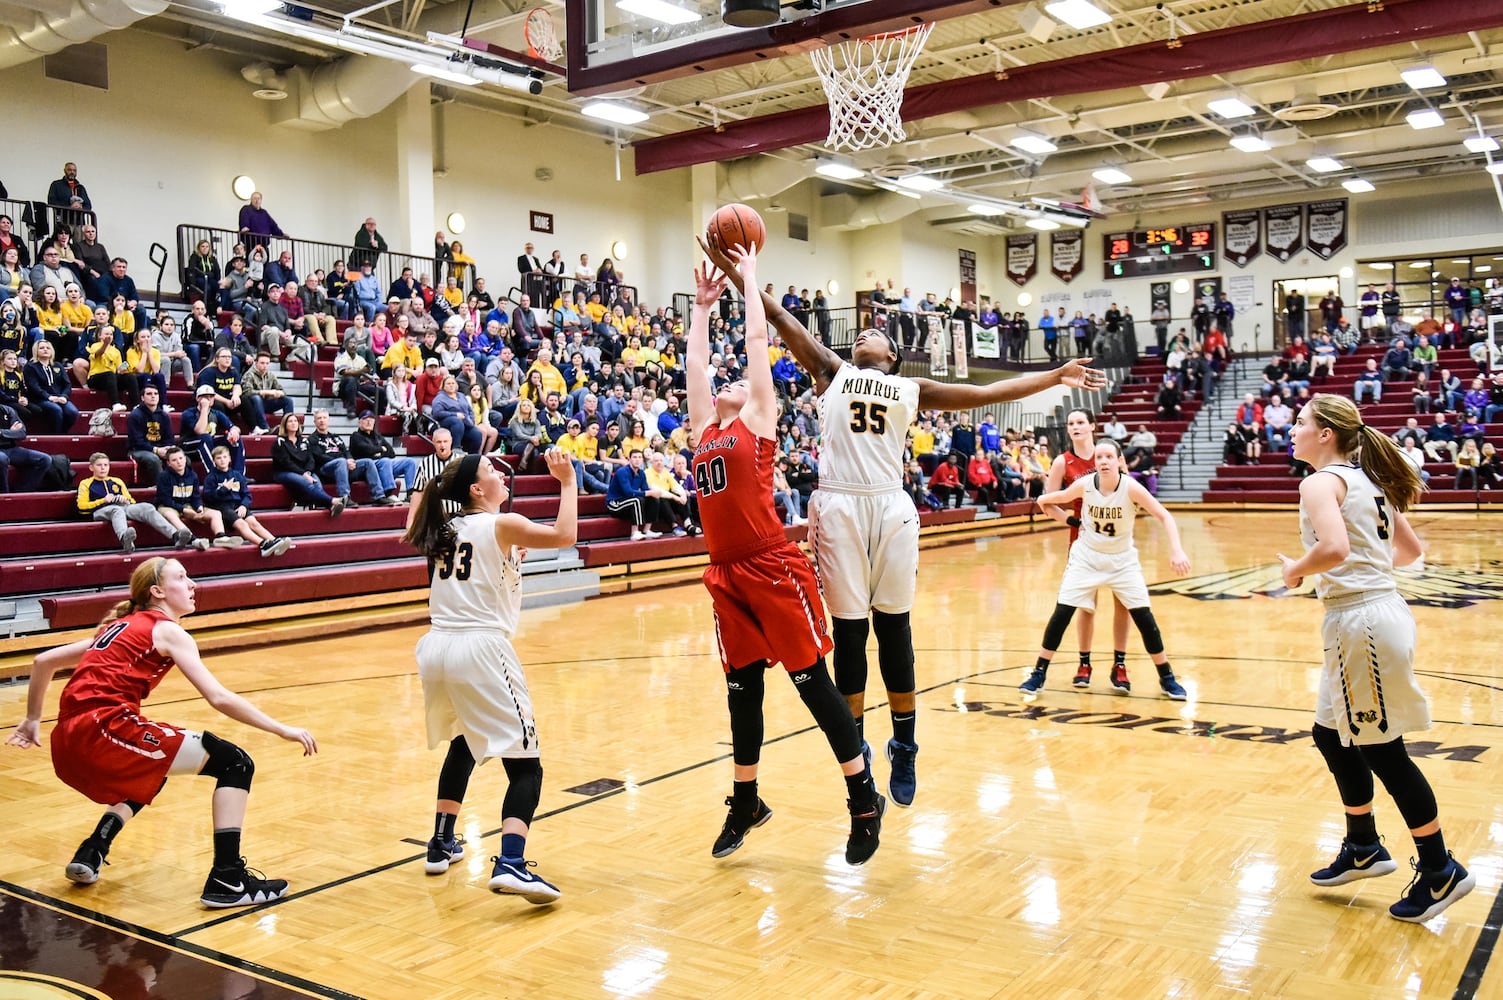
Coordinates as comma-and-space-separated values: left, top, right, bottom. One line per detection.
524, 6, 564, 64
810, 23, 933, 152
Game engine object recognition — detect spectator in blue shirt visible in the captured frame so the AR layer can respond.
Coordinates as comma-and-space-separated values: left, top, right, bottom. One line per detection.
352, 264, 385, 321
154, 446, 236, 548
203, 443, 290, 555
605, 448, 669, 541
264, 249, 298, 289
99, 258, 148, 332
1353, 358, 1384, 403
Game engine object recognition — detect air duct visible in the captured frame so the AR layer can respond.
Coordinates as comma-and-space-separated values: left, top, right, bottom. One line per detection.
271, 54, 422, 131
718, 156, 812, 203
0, 0, 169, 70
822, 191, 926, 231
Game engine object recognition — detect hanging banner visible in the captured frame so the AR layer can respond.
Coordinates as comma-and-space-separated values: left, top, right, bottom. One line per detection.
1306, 198, 1349, 260
926, 315, 948, 376
1050, 230, 1084, 284
1264, 204, 1304, 263
1082, 287, 1113, 318
951, 320, 969, 379
972, 322, 1000, 359
1006, 233, 1038, 286
1227, 274, 1256, 315
958, 248, 977, 306
1222, 208, 1262, 268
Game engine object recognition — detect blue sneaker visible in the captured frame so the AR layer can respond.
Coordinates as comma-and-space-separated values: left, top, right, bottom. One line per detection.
885, 739, 918, 807
488, 857, 561, 904
1389, 855, 1475, 923
1019, 667, 1047, 694
1310, 839, 1398, 886
424, 834, 465, 874
1159, 673, 1188, 701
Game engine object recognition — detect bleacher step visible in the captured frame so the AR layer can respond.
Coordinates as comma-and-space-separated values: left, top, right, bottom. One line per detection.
521, 569, 599, 602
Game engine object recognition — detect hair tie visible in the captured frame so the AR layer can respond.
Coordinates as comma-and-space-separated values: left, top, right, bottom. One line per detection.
444, 453, 485, 504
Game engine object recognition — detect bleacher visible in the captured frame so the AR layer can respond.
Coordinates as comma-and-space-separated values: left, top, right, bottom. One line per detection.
1203, 343, 1501, 504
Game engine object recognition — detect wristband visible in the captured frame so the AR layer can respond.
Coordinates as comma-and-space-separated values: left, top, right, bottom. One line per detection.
1066, 515, 1082, 528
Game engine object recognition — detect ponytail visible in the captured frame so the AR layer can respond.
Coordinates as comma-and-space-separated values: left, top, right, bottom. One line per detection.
1355, 423, 1424, 513
402, 455, 485, 559
100, 557, 175, 627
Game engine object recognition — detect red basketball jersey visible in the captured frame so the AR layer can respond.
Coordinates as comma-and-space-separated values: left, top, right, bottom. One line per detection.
58, 610, 176, 720
693, 417, 783, 563
1062, 448, 1094, 545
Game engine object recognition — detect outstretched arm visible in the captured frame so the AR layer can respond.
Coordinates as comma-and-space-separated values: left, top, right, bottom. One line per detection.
686, 261, 726, 448
913, 358, 1107, 409
5, 638, 92, 748
697, 234, 842, 394
734, 245, 777, 440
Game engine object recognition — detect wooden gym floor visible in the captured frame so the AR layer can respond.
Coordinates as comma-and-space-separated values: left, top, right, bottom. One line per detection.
1, 511, 1501, 999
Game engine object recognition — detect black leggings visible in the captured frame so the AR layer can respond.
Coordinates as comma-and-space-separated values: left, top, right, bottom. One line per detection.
1313, 725, 1438, 830
832, 611, 915, 699
726, 659, 861, 767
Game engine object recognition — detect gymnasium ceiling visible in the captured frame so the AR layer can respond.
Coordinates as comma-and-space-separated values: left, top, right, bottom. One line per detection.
133, 0, 1503, 226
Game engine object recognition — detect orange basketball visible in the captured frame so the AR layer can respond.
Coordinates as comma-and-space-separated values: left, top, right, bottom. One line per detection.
706, 203, 767, 255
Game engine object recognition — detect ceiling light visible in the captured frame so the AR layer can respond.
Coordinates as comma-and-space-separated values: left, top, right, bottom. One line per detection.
1401, 65, 1447, 90
1488, 163, 1503, 175
1230, 133, 1270, 152
1406, 108, 1444, 130
1305, 156, 1343, 173
894, 174, 944, 192
446, 212, 466, 234
1092, 167, 1132, 185
1477, 265, 1493, 273
967, 204, 1006, 216
1366, 262, 1393, 270
1010, 133, 1058, 155
814, 162, 864, 180
231, 175, 256, 200
1464, 136, 1500, 153
1342, 178, 1375, 193
1208, 97, 1256, 119
617, 0, 698, 25
1026, 218, 1061, 230
581, 101, 650, 125
1408, 260, 1431, 268
1044, 0, 1111, 29
410, 62, 478, 86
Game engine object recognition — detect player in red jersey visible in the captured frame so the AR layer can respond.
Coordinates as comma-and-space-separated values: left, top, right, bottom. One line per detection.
6, 558, 317, 907
687, 246, 883, 865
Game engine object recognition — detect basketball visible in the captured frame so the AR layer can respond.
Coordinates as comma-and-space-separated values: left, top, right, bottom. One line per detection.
706, 203, 767, 255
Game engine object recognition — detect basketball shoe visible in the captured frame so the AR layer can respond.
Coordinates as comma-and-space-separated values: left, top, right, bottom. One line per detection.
1019, 666, 1048, 693
1389, 855, 1475, 923
1310, 839, 1398, 886
1072, 665, 1092, 688
711, 796, 772, 858
65, 839, 108, 885
885, 739, 918, 807
424, 834, 466, 874
846, 794, 886, 865
199, 859, 289, 908
489, 857, 561, 904
1158, 673, 1188, 701
1110, 664, 1131, 694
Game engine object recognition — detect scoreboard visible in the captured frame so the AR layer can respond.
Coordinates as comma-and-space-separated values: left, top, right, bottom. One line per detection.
1103, 223, 1216, 279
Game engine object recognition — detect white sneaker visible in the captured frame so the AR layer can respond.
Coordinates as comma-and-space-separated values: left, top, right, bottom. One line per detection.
111, 403, 126, 412
631, 529, 645, 541
644, 529, 662, 538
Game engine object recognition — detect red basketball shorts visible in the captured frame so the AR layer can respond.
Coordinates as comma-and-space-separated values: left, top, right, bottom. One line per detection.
51, 705, 190, 806
703, 541, 832, 672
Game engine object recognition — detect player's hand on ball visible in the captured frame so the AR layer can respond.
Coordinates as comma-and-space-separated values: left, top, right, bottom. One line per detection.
1169, 549, 1191, 576
282, 726, 318, 755
1276, 553, 1302, 590
1058, 358, 1108, 390
5, 718, 41, 748
696, 233, 741, 277
542, 447, 575, 484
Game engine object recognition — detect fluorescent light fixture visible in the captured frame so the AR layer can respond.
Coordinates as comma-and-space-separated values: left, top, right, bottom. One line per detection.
1092, 167, 1132, 184
1464, 136, 1500, 153
1342, 178, 1375, 193
1208, 97, 1255, 119
222, 0, 279, 19
814, 162, 864, 180
1026, 218, 1061, 230
1010, 133, 1058, 155
1488, 163, 1503, 175
411, 62, 478, 86
1305, 156, 1343, 173
894, 174, 944, 192
1230, 133, 1270, 152
616, 0, 698, 25
1477, 265, 1494, 273
967, 204, 1006, 216
1406, 108, 1444, 130
1366, 262, 1393, 269
581, 101, 650, 125
1044, 0, 1111, 29
1401, 65, 1447, 90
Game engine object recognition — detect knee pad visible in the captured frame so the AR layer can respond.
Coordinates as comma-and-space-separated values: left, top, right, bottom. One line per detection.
1359, 737, 1438, 830
1313, 724, 1375, 808
831, 617, 871, 696
790, 659, 862, 763
871, 611, 915, 694
726, 663, 767, 766
1128, 607, 1165, 655
199, 731, 255, 791
437, 736, 476, 803
500, 757, 544, 826
1041, 604, 1077, 652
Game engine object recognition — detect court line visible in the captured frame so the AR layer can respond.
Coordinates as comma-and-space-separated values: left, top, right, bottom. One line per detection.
0, 880, 360, 999
1455, 879, 1503, 1000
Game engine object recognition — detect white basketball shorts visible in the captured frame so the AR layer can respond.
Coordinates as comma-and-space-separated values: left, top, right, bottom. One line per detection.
807, 489, 919, 619
416, 628, 540, 760
1057, 544, 1150, 612
1316, 591, 1431, 747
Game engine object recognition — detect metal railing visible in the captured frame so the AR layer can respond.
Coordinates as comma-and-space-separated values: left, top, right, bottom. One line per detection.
0, 197, 100, 260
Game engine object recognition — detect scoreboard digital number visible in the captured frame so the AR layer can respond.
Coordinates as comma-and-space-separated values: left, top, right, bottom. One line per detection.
1103, 223, 1216, 279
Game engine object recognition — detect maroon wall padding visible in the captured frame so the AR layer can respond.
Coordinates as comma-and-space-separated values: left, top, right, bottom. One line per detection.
634, 0, 1503, 173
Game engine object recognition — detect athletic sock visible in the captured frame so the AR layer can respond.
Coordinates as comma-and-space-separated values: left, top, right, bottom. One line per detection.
1415, 830, 1449, 871
1345, 811, 1378, 845
1114, 650, 1127, 668
500, 833, 527, 863
891, 711, 916, 747
434, 812, 458, 842
1078, 652, 1091, 668
1154, 660, 1174, 678
731, 779, 758, 817
844, 771, 877, 812
1035, 656, 1051, 675
212, 828, 242, 870
90, 813, 125, 853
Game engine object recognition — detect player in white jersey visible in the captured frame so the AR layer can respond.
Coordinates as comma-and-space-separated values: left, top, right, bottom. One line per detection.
403, 449, 577, 904
1277, 394, 1473, 923
701, 234, 1106, 807
1030, 439, 1191, 698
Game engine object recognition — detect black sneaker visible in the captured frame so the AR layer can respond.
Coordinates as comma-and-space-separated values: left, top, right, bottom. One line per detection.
329, 496, 346, 518
65, 839, 108, 885
1389, 854, 1475, 923
711, 795, 772, 858
1310, 838, 1397, 887
845, 793, 887, 865
424, 834, 465, 875
199, 859, 289, 908
488, 857, 561, 904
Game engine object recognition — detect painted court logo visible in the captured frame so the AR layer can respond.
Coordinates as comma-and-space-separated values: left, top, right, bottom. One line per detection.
1148, 561, 1503, 609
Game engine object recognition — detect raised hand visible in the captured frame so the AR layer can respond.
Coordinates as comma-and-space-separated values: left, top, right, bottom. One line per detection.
696, 234, 743, 289
542, 446, 576, 485
693, 262, 727, 308
1057, 358, 1108, 390
732, 242, 757, 282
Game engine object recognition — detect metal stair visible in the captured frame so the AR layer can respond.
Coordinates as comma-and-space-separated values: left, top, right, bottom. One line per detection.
1157, 357, 1256, 502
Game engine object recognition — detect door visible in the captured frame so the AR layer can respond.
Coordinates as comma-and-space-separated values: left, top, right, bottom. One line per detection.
1273, 275, 1337, 350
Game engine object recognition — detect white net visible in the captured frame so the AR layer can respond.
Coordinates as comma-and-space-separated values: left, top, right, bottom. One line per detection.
525, 7, 563, 63
810, 23, 933, 152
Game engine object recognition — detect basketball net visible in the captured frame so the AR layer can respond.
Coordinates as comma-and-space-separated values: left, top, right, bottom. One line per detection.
811, 23, 933, 152
524, 7, 563, 64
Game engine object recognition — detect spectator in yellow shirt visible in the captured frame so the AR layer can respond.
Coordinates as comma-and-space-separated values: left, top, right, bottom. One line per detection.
59, 284, 93, 346
583, 293, 608, 325
381, 332, 423, 373
76, 325, 137, 409
526, 345, 567, 397
124, 328, 165, 398
908, 419, 935, 458
449, 240, 476, 287
110, 294, 136, 337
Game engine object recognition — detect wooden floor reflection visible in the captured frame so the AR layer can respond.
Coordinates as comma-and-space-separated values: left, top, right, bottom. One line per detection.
2, 512, 1502, 999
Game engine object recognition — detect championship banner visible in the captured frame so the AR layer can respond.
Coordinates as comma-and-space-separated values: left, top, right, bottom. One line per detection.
1050, 230, 1083, 284
1222, 208, 1262, 268
1306, 198, 1349, 260
959, 248, 977, 305
1006, 233, 1038, 286
972, 322, 1000, 359
927, 315, 948, 376
1264, 203, 1304, 263
950, 320, 969, 379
